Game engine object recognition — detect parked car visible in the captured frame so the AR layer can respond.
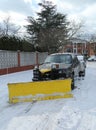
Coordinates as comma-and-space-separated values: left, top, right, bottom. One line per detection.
77, 55, 86, 77
88, 55, 96, 61
33, 53, 81, 89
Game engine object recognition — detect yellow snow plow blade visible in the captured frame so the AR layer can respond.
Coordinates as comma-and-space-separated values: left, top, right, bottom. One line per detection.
8, 79, 73, 103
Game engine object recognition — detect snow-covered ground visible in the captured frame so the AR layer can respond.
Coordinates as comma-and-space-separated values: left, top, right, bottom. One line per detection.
0, 62, 96, 130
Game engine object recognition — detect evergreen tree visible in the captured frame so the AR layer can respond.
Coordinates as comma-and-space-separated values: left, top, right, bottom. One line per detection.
26, 0, 69, 53
0, 36, 34, 52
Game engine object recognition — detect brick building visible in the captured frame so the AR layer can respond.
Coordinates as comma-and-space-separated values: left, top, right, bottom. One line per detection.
62, 38, 96, 56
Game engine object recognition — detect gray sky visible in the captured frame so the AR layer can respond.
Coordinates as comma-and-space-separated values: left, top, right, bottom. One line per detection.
0, 0, 96, 35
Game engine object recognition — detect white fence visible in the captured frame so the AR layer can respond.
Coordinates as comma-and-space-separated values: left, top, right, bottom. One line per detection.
0, 50, 48, 69
20, 52, 36, 66
0, 51, 18, 69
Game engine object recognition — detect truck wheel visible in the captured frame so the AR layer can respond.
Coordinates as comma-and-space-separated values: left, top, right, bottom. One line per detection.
82, 70, 85, 77
79, 71, 82, 77
79, 70, 85, 77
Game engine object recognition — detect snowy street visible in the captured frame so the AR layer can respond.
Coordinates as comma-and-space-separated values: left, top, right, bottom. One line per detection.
0, 62, 96, 130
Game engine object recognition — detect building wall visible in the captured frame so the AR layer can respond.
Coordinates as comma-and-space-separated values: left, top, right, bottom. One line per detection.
88, 43, 96, 56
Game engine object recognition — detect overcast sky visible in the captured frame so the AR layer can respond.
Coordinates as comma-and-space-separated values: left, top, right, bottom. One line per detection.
0, 0, 96, 35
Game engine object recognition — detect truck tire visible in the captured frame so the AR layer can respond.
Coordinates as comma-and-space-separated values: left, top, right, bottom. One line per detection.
79, 70, 85, 77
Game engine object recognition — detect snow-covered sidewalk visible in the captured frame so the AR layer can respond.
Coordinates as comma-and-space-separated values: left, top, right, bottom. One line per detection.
0, 62, 96, 130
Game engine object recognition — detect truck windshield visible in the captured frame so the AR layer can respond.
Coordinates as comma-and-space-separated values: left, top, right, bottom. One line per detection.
44, 54, 72, 64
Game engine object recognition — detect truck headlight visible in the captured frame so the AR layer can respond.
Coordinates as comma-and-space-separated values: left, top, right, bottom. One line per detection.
34, 65, 39, 69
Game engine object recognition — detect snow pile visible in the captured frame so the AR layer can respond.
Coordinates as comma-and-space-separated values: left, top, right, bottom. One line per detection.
7, 114, 56, 130
6, 106, 96, 130
55, 106, 96, 130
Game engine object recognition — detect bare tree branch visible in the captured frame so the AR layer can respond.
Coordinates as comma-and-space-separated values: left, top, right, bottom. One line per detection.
2, 16, 21, 36
68, 20, 84, 39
